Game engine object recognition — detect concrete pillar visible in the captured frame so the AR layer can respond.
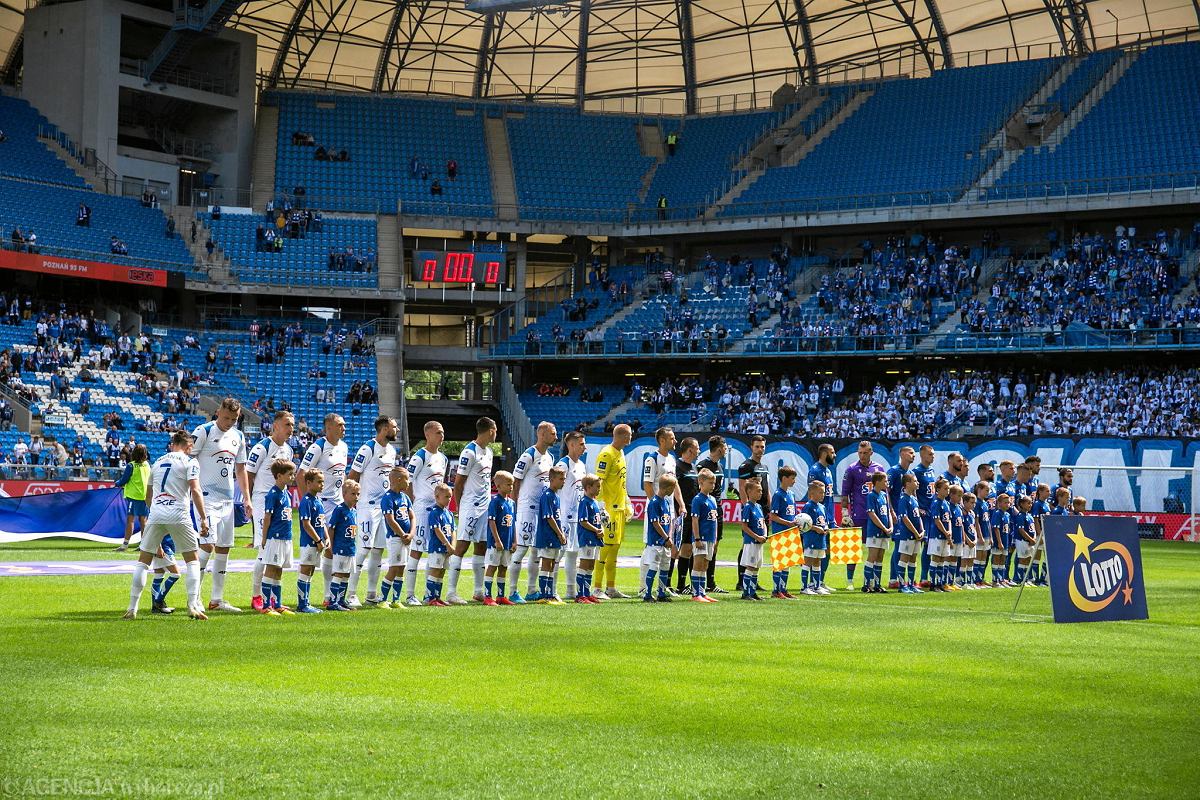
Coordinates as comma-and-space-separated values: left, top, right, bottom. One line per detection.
513, 234, 528, 325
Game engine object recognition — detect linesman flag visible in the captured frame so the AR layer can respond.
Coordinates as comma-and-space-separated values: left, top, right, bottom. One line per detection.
828, 528, 862, 565
768, 526, 803, 572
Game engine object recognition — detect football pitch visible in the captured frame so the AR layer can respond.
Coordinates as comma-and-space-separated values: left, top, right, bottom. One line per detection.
0, 524, 1197, 799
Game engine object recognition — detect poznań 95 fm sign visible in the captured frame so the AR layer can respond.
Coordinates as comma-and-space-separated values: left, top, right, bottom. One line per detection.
1043, 516, 1149, 623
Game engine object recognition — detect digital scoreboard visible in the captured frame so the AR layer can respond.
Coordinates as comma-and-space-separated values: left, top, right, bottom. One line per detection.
410, 248, 507, 286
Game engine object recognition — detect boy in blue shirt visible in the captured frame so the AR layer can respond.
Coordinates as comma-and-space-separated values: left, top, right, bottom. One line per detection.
862, 472, 892, 593
988, 493, 1014, 588
1012, 494, 1037, 585
800, 480, 831, 596
423, 484, 456, 606
946, 484, 967, 590
327, 481, 360, 610
1029, 483, 1052, 586
739, 479, 767, 600
643, 475, 679, 603
689, 469, 720, 603
960, 492, 979, 590
258, 461, 297, 615
928, 478, 952, 592
768, 466, 799, 599
381, 468, 414, 607
895, 474, 924, 594
1051, 487, 1072, 516
972, 482, 993, 588
575, 474, 606, 604
484, 471, 516, 605
297, 468, 329, 613
534, 466, 566, 604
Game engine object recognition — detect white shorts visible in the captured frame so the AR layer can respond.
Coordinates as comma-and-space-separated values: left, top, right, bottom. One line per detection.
425, 551, 448, 570
976, 542, 990, 556
560, 520, 579, 552
150, 552, 177, 571
928, 539, 949, 557
865, 536, 889, 551
141, 522, 198, 556
298, 545, 323, 567
460, 506, 490, 543
386, 536, 409, 567
577, 545, 599, 561
484, 548, 512, 568
991, 545, 1007, 555
803, 547, 827, 559
692, 540, 712, 558
331, 554, 355, 575
640, 544, 670, 571
740, 541, 763, 569
357, 503, 385, 549
537, 547, 563, 562
262, 538, 294, 568
199, 505, 235, 548
1016, 539, 1035, 557
515, 505, 537, 548
898, 540, 919, 556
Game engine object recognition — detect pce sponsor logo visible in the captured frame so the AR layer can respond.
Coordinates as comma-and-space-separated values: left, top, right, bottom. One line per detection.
1066, 524, 1137, 612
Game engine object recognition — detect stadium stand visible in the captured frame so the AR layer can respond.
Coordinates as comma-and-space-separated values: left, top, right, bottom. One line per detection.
267, 92, 494, 215
518, 383, 624, 435
0, 96, 87, 187
200, 209, 378, 287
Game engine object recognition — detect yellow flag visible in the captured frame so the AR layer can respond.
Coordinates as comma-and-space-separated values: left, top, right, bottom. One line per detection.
768, 526, 804, 572
828, 527, 862, 565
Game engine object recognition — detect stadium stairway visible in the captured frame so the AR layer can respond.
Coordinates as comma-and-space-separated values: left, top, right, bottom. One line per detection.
175, 211, 230, 282
375, 214, 401, 290
634, 122, 665, 205
251, 105, 279, 210
705, 89, 873, 218
483, 116, 518, 221
37, 137, 103, 193
1042, 50, 1141, 151
729, 263, 828, 354
732, 91, 823, 173
590, 398, 636, 431
913, 255, 1010, 351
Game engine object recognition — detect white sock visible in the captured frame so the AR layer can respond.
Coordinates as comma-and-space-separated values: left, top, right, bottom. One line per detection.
251, 560, 265, 597
403, 554, 421, 598
564, 551, 579, 598
321, 556, 334, 602
508, 546, 526, 593
347, 558, 363, 597
210, 552, 229, 601
446, 554, 463, 597
365, 549, 383, 599
471, 553, 485, 596
198, 549, 211, 573
526, 549, 539, 594
129, 562, 149, 612
185, 560, 201, 608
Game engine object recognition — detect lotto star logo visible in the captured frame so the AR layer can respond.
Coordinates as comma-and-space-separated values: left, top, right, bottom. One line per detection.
1066, 524, 1136, 612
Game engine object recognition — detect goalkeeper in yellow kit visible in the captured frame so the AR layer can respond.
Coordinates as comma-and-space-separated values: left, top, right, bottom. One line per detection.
595, 423, 634, 598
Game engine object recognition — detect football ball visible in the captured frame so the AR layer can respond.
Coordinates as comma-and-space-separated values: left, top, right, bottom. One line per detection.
797, 513, 813, 532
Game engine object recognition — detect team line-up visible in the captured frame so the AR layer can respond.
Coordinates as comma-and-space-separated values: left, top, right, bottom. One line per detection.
119, 398, 1084, 619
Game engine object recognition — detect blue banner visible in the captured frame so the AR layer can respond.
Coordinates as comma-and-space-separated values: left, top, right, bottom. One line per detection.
1043, 515, 1149, 623
0, 488, 130, 543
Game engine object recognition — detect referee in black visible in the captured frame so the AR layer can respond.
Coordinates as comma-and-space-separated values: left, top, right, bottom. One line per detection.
673, 437, 700, 594
737, 435, 770, 592
696, 435, 728, 593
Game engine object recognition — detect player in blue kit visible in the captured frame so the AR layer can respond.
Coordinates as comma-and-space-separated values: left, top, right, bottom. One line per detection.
895, 474, 924, 593
689, 469, 720, 603
1012, 494, 1037, 585
972, 481, 993, 588
768, 466, 799, 599
297, 469, 329, 613
928, 478, 952, 592
807, 444, 838, 594
885, 446, 915, 588
258, 461, 296, 615
988, 493, 1014, 588
483, 471, 516, 605
800, 480, 831, 596
534, 466, 567, 604
862, 472, 891, 593
326, 480, 360, 611
946, 484, 966, 590
642, 475, 679, 603
739, 479, 767, 600
959, 492, 979, 590
575, 474, 605, 604
380, 468, 414, 607
423, 484, 456, 606
1029, 483, 1052, 586
913, 445, 938, 587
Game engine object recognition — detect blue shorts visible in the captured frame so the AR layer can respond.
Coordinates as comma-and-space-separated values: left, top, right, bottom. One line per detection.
127, 498, 148, 517
801, 531, 824, 551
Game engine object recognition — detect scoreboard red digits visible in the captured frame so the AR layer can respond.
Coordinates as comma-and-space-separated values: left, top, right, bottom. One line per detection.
412, 249, 507, 286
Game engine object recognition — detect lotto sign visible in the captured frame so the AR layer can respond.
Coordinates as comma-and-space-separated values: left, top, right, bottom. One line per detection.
1043, 515, 1148, 623
827, 528, 861, 565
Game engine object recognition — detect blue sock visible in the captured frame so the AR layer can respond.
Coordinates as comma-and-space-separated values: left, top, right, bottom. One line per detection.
800, 566, 809, 588
658, 569, 670, 592
691, 574, 702, 595
815, 566, 824, 589
889, 545, 902, 584
485, 578, 493, 598
151, 576, 163, 601
298, 579, 310, 607
576, 572, 586, 597
425, 578, 436, 601
847, 563, 857, 582
780, 570, 789, 592
907, 565, 916, 586
498, 579, 506, 596
380, 579, 391, 601
161, 574, 178, 599
273, 582, 284, 607
645, 569, 657, 597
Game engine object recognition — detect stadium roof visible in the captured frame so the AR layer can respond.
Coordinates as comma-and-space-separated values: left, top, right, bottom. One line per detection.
2, 0, 1198, 111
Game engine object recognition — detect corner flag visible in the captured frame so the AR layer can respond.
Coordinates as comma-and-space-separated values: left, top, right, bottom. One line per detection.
828, 528, 862, 565
768, 526, 803, 572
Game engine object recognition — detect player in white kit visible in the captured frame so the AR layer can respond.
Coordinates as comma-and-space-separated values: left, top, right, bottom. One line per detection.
642, 427, 683, 595
556, 431, 588, 600
448, 417, 497, 604
299, 413, 348, 604
401, 420, 449, 607
246, 411, 295, 611
346, 415, 398, 607
124, 431, 210, 620
191, 398, 251, 612
510, 421, 557, 602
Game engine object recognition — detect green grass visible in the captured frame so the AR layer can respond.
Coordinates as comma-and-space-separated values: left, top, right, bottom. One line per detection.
0, 537, 1198, 799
